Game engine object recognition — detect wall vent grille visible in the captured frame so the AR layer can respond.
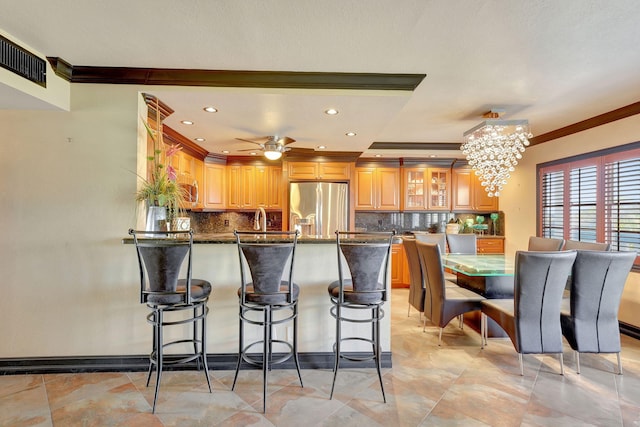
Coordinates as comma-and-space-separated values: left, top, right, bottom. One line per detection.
0, 34, 46, 87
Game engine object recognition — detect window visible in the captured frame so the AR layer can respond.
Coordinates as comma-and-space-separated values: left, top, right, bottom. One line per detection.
538, 143, 640, 268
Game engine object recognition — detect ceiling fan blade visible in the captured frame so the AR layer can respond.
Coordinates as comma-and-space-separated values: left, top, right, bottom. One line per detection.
235, 137, 264, 146
276, 136, 296, 145
237, 148, 262, 152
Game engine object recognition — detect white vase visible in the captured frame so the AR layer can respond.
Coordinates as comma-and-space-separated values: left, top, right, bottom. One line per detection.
145, 205, 168, 232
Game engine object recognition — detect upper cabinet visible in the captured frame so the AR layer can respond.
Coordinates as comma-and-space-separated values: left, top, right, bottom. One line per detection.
203, 163, 226, 210
255, 165, 283, 209
355, 167, 400, 211
403, 167, 451, 211
451, 167, 499, 212
227, 164, 283, 210
287, 161, 351, 180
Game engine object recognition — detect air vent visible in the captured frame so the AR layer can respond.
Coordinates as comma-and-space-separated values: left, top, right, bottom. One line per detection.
0, 34, 46, 87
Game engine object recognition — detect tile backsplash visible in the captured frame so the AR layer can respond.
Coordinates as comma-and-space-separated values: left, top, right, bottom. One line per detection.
186, 210, 503, 236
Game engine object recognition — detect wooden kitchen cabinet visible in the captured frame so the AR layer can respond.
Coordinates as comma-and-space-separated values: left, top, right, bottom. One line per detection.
403, 167, 450, 211
355, 167, 400, 211
203, 163, 226, 209
227, 165, 255, 209
255, 165, 283, 209
287, 161, 351, 180
451, 167, 499, 212
477, 237, 505, 254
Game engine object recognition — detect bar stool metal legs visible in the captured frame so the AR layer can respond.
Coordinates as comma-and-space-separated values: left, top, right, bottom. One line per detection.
329, 300, 386, 402
146, 300, 212, 413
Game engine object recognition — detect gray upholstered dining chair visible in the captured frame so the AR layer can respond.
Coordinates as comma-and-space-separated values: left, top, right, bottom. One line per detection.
527, 236, 565, 251
403, 236, 426, 318
328, 231, 395, 403
415, 242, 485, 345
562, 239, 611, 251
560, 250, 635, 374
414, 232, 457, 282
129, 229, 212, 413
446, 233, 477, 254
232, 230, 303, 413
481, 250, 577, 376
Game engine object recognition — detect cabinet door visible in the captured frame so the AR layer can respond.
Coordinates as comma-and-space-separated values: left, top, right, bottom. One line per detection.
427, 168, 451, 210
452, 168, 473, 211
377, 168, 401, 211
227, 165, 243, 208
287, 162, 318, 180
391, 244, 403, 288
204, 163, 226, 209
404, 168, 427, 210
255, 166, 283, 209
474, 184, 499, 211
239, 166, 255, 208
354, 168, 377, 210
319, 162, 351, 180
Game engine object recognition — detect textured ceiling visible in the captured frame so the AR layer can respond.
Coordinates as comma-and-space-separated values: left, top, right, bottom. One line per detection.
1, 0, 640, 158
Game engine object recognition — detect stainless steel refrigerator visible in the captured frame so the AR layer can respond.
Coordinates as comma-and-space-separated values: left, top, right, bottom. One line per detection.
289, 182, 348, 237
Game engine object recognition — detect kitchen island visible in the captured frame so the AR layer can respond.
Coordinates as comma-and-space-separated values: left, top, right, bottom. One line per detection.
124, 233, 393, 368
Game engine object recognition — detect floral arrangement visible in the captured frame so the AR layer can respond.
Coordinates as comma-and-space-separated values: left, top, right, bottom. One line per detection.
136, 119, 187, 220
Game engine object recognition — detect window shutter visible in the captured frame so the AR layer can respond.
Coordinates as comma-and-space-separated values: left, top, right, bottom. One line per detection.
569, 165, 598, 242
541, 170, 564, 239
605, 157, 640, 253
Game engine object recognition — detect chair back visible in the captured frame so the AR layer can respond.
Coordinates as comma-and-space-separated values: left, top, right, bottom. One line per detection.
566, 250, 635, 352
415, 242, 446, 321
414, 232, 447, 254
563, 239, 611, 251
335, 231, 394, 303
446, 233, 477, 254
513, 250, 577, 353
402, 237, 425, 312
527, 236, 565, 251
130, 229, 193, 304
235, 231, 298, 304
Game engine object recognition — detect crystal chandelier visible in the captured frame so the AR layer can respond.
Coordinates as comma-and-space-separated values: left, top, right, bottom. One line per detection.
461, 115, 532, 197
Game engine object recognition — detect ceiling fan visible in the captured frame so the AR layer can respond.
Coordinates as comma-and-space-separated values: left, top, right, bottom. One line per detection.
235, 135, 296, 160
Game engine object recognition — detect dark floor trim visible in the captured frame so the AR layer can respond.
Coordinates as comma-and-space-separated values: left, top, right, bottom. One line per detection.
0, 352, 392, 375
46, 58, 425, 91
621, 322, 640, 340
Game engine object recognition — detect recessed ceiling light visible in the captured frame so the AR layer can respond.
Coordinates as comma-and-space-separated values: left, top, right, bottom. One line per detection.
317, 145, 326, 150
203, 106, 218, 113
345, 132, 356, 137
194, 137, 205, 142
430, 154, 437, 158
250, 152, 257, 156
375, 154, 382, 158
181, 120, 194, 125
222, 150, 230, 154
324, 108, 339, 115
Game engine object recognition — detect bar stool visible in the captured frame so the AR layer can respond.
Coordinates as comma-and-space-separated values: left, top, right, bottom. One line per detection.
232, 230, 303, 413
328, 230, 395, 402
129, 229, 212, 413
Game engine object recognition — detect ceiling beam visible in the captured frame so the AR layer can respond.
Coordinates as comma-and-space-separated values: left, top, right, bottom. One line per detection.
46, 57, 425, 91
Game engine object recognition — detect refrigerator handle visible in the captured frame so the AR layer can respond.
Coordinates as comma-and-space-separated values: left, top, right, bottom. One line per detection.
315, 184, 322, 236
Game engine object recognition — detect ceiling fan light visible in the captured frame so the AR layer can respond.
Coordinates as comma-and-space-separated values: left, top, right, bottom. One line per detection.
264, 150, 282, 160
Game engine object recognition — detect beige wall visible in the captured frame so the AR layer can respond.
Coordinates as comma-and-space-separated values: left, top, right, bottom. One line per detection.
499, 114, 640, 327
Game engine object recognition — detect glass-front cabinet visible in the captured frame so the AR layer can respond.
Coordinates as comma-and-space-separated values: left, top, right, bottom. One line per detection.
403, 167, 450, 211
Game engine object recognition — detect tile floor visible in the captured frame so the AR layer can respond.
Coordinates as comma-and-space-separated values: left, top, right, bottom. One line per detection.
2, 288, 640, 426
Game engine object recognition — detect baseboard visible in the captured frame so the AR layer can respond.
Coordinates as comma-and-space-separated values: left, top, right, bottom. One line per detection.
620, 321, 640, 340
0, 352, 392, 375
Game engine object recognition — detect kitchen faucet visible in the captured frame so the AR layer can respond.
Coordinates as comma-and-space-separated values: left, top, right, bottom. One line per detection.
254, 207, 267, 232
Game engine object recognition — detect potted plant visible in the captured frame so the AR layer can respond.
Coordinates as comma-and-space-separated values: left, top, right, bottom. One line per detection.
136, 118, 187, 231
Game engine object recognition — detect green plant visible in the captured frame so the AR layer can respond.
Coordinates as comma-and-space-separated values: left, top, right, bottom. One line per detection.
136, 118, 187, 221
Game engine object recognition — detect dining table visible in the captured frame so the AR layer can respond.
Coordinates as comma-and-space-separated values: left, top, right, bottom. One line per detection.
442, 253, 515, 337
